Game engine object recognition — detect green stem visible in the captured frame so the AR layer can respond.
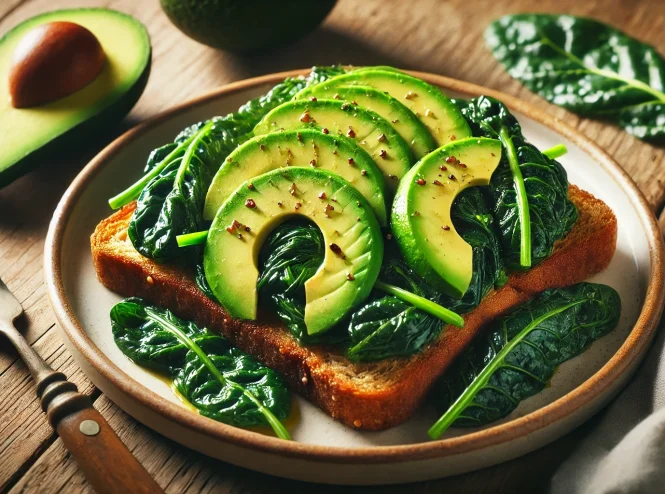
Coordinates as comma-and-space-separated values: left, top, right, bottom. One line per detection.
174, 121, 214, 189
375, 281, 464, 328
145, 308, 291, 440
108, 134, 197, 210
542, 144, 567, 160
427, 300, 583, 440
176, 230, 209, 247
498, 126, 531, 268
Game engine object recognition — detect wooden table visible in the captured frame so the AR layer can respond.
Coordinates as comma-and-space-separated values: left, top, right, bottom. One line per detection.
1, 0, 663, 492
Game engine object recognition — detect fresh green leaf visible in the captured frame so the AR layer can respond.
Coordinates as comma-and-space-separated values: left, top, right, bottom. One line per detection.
456, 96, 578, 270
428, 282, 621, 439
111, 298, 291, 438
347, 188, 505, 361
486, 14, 665, 141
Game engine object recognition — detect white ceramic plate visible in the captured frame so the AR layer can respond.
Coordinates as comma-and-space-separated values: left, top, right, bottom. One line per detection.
45, 70, 665, 485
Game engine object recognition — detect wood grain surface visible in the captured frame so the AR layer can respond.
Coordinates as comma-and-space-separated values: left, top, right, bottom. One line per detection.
0, 0, 663, 492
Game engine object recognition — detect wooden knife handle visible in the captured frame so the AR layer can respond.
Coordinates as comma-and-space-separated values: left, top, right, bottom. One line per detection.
38, 370, 163, 494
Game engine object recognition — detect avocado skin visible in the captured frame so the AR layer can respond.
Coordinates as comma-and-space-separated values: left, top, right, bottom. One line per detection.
0, 61, 150, 188
160, 0, 337, 54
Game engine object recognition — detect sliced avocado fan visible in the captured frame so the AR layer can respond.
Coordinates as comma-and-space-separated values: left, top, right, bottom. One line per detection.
203, 129, 388, 225
204, 167, 384, 335
392, 138, 502, 298
253, 99, 413, 191
311, 69, 471, 146
294, 85, 436, 159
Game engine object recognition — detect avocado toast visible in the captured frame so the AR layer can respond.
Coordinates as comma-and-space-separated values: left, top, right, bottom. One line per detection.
92, 66, 618, 432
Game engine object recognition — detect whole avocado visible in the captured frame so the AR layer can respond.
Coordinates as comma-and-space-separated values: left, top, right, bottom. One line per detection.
160, 0, 337, 54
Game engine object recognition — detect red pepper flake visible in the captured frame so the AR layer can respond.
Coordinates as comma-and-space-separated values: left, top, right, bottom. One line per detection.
450, 135, 456, 141
351, 100, 358, 105
389, 174, 398, 180
277, 201, 283, 207
245, 226, 251, 232
347, 272, 355, 281
405, 91, 416, 100
300, 112, 311, 123
348, 157, 355, 165
295, 202, 302, 210
445, 156, 456, 164
440, 165, 447, 171
361, 169, 367, 176
357, 217, 361, 222
416, 178, 426, 185
331, 198, 338, 203
329, 243, 346, 259
247, 183, 254, 190
442, 225, 450, 231
324, 204, 335, 216
379, 149, 388, 159
425, 109, 435, 118
310, 96, 317, 102
226, 226, 234, 234
449, 174, 456, 180
392, 119, 399, 124
377, 133, 386, 142
290, 183, 297, 196
245, 199, 256, 208
347, 127, 356, 138
491, 152, 496, 157
310, 159, 317, 166
226, 219, 241, 234
318, 191, 327, 200
297, 132, 302, 141
322, 127, 329, 134
433, 180, 443, 186
333, 93, 340, 99
413, 211, 421, 216
259, 144, 266, 151
341, 103, 350, 110
237, 233, 243, 239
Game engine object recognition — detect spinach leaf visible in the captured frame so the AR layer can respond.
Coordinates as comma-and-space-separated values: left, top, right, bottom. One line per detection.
113, 66, 345, 262
428, 282, 621, 439
486, 14, 665, 141
456, 96, 578, 270
111, 298, 291, 438
347, 188, 505, 361
257, 220, 348, 346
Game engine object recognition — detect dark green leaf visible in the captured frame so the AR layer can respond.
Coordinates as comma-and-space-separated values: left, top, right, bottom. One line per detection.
486, 14, 665, 141
456, 96, 578, 270
429, 283, 621, 438
111, 298, 291, 435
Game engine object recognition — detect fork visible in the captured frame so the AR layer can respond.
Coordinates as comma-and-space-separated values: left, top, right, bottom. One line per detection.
0, 277, 163, 494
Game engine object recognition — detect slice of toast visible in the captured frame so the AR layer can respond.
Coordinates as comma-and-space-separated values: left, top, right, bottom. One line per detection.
91, 185, 616, 430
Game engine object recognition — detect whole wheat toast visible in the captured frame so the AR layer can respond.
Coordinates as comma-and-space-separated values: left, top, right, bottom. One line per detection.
91, 185, 616, 430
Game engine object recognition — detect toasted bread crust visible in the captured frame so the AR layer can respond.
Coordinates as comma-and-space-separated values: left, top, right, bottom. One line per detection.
91, 185, 616, 430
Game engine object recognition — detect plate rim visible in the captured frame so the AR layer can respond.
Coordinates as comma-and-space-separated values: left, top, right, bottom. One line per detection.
44, 68, 665, 464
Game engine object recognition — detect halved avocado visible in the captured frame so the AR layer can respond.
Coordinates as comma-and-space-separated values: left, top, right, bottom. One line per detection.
312, 69, 471, 146
392, 138, 502, 298
294, 85, 436, 159
203, 129, 388, 225
0, 9, 151, 187
254, 99, 413, 191
204, 167, 383, 335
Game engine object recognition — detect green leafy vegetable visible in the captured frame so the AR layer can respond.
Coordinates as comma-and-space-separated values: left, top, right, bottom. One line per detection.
348, 188, 505, 362
486, 14, 665, 141
111, 298, 291, 438
428, 282, 621, 439
456, 96, 578, 270
257, 220, 347, 345
115, 66, 345, 262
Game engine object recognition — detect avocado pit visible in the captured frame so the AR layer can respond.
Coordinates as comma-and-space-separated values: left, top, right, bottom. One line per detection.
9, 21, 106, 108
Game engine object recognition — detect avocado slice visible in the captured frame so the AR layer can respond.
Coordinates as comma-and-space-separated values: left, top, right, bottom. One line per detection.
203, 129, 388, 225
311, 70, 471, 147
392, 138, 502, 298
253, 99, 412, 191
204, 167, 383, 335
0, 9, 150, 187
295, 85, 436, 159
